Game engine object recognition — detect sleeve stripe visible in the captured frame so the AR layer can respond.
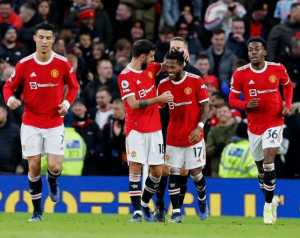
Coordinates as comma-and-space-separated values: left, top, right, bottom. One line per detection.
231, 88, 241, 94
281, 79, 290, 86
121, 93, 135, 100
198, 98, 209, 103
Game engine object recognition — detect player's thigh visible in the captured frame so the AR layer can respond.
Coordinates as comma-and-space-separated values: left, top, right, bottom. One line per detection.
165, 145, 185, 169
126, 130, 147, 165
248, 130, 264, 162
147, 130, 164, 165
262, 126, 283, 150
43, 125, 64, 156
184, 140, 206, 170
20, 124, 43, 158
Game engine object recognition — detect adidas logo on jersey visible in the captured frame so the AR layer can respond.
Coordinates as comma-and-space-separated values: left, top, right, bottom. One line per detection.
249, 80, 255, 85
137, 80, 141, 85
30, 72, 37, 78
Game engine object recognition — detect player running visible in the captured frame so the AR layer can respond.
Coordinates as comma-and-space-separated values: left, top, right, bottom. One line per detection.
3, 22, 79, 222
229, 38, 293, 224
158, 50, 210, 223
118, 39, 173, 222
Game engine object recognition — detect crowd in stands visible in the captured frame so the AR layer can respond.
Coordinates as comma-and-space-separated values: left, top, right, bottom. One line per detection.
0, 0, 300, 178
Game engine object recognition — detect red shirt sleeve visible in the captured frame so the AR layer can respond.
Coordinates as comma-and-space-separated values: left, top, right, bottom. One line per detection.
147, 62, 162, 76
64, 61, 79, 104
196, 78, 209, 103
229, 71, 247, 110
3, 62, 23, 103
230, 71, 242, 94
118, 73, 136, 100
279, 64, 293, 109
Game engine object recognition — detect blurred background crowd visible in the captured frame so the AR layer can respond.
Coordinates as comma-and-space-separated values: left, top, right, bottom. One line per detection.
0, 0, 300, 178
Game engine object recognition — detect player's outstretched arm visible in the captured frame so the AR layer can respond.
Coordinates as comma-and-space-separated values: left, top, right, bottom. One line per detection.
126, 91, 173, 109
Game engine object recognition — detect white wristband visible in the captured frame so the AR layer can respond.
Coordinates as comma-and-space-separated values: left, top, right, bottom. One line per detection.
198, 122, 204, 129
61, 100, 70, 111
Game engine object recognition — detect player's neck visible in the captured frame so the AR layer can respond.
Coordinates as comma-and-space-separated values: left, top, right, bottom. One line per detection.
173, 72, 185, 82
129, 59, 142, 71
251, 61, 265, 70
35, 50, 53, 62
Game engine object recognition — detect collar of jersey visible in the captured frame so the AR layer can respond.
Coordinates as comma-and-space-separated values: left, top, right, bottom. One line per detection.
171, 72, 187, 85
127, 64, 143, 73
33, 51, 54, 65
249, 61, 267, 74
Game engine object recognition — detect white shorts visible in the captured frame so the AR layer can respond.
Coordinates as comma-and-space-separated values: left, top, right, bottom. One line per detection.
165, 140, 206, 170
248, 126, 283, 162
21, 124, 64, 158
126, 130, 164, 165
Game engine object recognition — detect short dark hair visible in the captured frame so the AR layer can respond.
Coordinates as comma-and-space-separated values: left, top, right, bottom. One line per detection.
247, 37, 267, 49
232, 17, 245, 23
34, 22, 55, 34
97, 86, 112, 96
165, 50, 185, 65
132, 39, 155, 58
212, 28, 225, 36
197, 53, 209, 61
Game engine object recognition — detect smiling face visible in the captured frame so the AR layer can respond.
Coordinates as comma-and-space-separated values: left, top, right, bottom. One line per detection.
165, 58, 184, 80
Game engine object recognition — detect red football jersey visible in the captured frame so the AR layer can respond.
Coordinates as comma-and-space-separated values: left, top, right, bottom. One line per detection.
3, 52, 79, 128
231, 62, 290, 134
118, 62, 162, 135
158, 72, 209, 147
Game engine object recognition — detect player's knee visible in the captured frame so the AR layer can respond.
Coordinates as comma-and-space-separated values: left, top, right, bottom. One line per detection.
263, 148, 277, 163
170, 167, 181, 175
180, 168, 189, 176
162, 165, 170, 176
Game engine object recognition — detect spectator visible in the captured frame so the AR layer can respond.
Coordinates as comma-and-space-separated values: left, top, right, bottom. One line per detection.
89, 41, 106, 74
283, 36, 300, 102
204, 29, 237, 96
53, 38, 67, 56
226, 17, 248, 60
91, 87, 113, 130
112, 38, 131, 74
130, 20, 145, 42
161, 0, 180, 27
204, 0, 246, 36
0, 0, 22, 30
0, 25, 28, 65
37, 0, 51, 22
155, 26, 175, 62
244, 0, 278, 41
268, 2, 300, 62
18, 2, 43, 53
71, 100, 103, 175
82, 59, 119, 110
218, 122, 258, 178
206, 104, 239, 177
194, 54, 219, 96
274, 0, 300, 22
0, 104, 23, 174
102, 98, 127, 175
91, 0, 113, 48
113, 2, 134, 43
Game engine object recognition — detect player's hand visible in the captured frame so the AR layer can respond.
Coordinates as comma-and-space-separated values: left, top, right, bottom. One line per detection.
7, 96, 21, 110
282, 101, 291, 116
158, 91, 174, 104
246, 98, 260, 109
188, 127, 203, 144
58, 100, 70, 117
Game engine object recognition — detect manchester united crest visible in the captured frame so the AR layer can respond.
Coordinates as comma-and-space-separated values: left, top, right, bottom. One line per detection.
184, 87, 192, 95
51, 69, 60, 78
268, 75, 277, 83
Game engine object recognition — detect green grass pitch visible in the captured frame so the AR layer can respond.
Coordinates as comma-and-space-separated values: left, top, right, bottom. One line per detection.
0, 213, 299, 238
